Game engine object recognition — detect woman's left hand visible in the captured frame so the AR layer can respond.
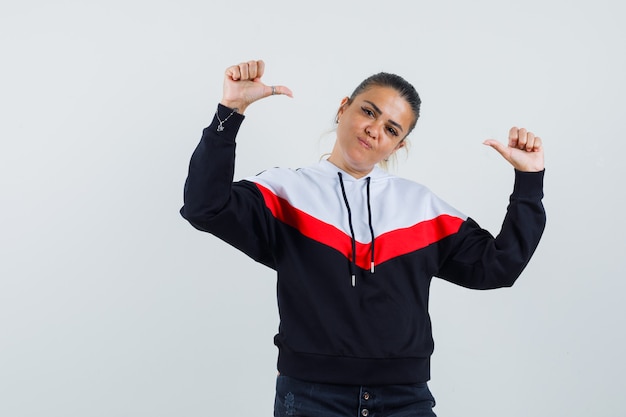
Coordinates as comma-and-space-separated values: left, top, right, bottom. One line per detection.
483, 127, 544, 172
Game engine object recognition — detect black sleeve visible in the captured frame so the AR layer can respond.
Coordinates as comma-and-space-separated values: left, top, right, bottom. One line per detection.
437, 170, 546, 289
179, 104, 276, 269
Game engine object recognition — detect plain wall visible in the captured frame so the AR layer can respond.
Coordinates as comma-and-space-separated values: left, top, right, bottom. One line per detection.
1, 1, 624, 416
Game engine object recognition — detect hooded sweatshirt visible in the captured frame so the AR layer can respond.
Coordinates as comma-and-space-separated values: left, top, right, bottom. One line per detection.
180, 104, 546, 386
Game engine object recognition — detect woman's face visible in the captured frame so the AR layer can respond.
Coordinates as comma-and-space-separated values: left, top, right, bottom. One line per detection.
329, 86, 414, 178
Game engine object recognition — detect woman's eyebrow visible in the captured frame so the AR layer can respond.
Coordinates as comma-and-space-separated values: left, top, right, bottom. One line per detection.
363, 100, 404, 132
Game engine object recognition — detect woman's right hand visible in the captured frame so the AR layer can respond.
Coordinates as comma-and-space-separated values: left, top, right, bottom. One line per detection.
220, 60, 292, 114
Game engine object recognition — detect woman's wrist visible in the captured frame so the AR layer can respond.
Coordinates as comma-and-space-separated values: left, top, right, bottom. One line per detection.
220, 99, 247, 114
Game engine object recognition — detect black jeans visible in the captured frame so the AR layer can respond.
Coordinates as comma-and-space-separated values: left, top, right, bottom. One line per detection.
274, 375, 437, 417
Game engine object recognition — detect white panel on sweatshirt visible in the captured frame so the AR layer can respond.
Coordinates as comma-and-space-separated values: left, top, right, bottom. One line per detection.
246, 160, 467, 244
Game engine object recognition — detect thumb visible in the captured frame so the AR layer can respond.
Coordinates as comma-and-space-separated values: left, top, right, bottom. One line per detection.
483, 139, 509, 159
264, 84, 294, 98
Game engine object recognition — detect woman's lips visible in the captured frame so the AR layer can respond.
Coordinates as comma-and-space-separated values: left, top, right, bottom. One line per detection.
358, 137, 372, 149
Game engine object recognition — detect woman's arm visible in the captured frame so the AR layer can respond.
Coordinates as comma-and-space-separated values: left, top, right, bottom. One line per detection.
179, 60, 292, 268
437, 127, 546, 289
437, 169, 546, 289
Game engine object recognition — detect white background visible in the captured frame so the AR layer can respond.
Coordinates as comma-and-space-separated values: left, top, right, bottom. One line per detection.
1, 1, 624, 416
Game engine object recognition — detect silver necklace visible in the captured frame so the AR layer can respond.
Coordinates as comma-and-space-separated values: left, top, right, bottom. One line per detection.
216, 107, 237, 132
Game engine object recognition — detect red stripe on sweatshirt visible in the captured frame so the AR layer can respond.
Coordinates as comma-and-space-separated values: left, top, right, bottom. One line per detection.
256, 183, 464, 269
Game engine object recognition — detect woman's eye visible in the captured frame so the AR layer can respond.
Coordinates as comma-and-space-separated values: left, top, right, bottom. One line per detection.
362, 107, 374, 117
387, 127, 398, 136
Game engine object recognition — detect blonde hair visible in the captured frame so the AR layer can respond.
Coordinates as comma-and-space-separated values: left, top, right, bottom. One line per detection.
379, 138, 411, 171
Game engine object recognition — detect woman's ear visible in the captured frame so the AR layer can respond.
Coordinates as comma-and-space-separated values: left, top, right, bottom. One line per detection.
385, 140, 406, 162
335, 96, 350, 123
394, 139, 407, 151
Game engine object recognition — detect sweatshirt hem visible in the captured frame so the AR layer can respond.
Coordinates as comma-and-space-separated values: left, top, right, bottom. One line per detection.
277, 348, 431, 386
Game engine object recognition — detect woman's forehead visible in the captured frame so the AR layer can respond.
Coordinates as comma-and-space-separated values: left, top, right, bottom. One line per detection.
354, 87, 414, 123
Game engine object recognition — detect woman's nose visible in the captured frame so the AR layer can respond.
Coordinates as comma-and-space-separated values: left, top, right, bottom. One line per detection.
365, 124, 379, 138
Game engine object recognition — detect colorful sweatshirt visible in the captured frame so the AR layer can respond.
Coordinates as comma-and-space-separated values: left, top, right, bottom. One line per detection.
180, 104, 546, 385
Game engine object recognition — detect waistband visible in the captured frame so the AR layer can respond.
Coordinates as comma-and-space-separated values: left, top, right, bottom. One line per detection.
277, 348, 431, 386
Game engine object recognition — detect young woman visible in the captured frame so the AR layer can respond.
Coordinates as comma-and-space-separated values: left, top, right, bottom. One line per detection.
181, 59, 546, 416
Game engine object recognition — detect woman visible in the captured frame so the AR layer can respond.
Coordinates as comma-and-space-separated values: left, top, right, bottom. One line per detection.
181, 59, 546, 416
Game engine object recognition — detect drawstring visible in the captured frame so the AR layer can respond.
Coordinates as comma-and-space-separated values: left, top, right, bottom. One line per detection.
338, 173, 376, 287
366, 177, 375, 273
338, 172, 357, 286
